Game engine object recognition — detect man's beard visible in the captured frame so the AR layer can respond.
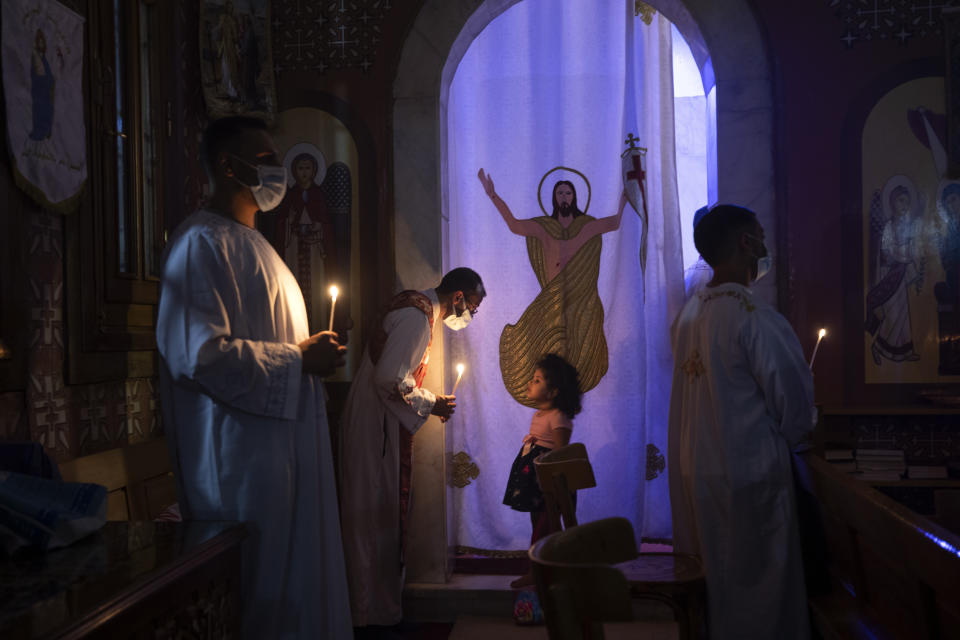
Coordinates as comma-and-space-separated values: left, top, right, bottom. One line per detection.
552, 196, 581, 218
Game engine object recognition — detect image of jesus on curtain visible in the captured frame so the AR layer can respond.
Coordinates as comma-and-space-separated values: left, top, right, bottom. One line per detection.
479, 168, 627, 405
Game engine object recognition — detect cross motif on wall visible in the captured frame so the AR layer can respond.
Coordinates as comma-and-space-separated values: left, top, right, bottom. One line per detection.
857, 0, 895, 29
284, 29, 311, 61
273, 0, 394, 73
331, 24, 359, 58
832, 0, 954, 48
913, 1, 951, 25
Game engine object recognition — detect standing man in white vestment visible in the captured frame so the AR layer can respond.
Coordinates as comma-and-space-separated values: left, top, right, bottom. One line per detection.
339, 268, 485, 633
156, 116, 353, 639
668, 204, 815, 639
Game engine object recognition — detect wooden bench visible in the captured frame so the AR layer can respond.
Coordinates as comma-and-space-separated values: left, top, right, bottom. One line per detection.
58, 438, 177, 521
795, 452, 960, 639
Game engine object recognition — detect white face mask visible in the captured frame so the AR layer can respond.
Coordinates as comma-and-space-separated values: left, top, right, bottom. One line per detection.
230, 155, 288, 211
746, 234, 771, 284
754, 255, 772, 283
443, 297, 474, 331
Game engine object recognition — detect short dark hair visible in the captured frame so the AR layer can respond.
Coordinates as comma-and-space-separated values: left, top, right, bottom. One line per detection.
693, 204, 757, 267
201, 116, 268, 178
536, 353, 582, 419
437, 267, 486, 299
692, 205, 711, 231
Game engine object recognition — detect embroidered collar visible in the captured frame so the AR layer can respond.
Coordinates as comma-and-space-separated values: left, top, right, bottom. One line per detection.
698, 283, 756, 312
422, 288, 441, 324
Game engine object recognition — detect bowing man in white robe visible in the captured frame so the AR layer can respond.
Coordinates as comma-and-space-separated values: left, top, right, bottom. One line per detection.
156, 117, 353, 639
339, 268, 485, 628
668, 205, 815, 640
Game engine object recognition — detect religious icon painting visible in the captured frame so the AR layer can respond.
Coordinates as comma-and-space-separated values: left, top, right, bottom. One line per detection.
1, 0, 86, 213
859, 77, 960, 384
498, 166, 611, 407
199, 0, 277, 121
260, 107, 359, 380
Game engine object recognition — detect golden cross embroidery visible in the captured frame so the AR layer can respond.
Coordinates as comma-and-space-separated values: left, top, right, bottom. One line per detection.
680, 350, 706, 382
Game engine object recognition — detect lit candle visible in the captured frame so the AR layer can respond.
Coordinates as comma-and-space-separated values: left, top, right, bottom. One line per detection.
452, 363, 465, 394
328, 285, 339, 332
809, 328, 826, 370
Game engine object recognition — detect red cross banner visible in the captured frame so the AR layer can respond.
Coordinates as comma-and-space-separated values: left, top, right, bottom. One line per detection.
621, 134, 649, 279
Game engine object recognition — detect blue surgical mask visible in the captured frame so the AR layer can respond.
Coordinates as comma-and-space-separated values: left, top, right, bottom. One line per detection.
230, 154, 288, 212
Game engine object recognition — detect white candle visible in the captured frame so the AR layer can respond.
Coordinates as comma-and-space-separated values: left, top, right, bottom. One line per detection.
452, 363, 465, 394
328, 285, 339, 332
809, 328, 827, 370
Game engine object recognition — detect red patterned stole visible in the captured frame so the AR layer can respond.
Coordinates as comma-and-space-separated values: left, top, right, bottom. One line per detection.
369, 290, 436, 386
368, 290, 436, 561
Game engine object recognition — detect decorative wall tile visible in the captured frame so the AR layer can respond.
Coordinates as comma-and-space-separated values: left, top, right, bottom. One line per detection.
830, 0, 959, 48
29, 279, 64, 349
272, 0, 395, 74
852, 415, 960, 461
27, 367, 71, 461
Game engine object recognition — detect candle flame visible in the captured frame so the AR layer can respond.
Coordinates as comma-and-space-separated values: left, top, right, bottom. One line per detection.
818, 328, 827, 339
329, 285, 339, 299
456, 363, 465, 376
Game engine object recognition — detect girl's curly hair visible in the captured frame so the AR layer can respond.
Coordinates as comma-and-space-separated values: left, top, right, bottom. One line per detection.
537, 353, 582, 420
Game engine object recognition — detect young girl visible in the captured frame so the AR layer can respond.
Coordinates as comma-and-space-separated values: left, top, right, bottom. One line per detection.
502, 353, 583, 587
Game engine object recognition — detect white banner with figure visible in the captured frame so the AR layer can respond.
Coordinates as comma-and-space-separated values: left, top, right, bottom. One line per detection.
2, 0, 86, 212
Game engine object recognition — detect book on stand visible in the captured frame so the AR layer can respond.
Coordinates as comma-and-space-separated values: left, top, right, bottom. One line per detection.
906, 465, 949, 480
853, 448, 905, 481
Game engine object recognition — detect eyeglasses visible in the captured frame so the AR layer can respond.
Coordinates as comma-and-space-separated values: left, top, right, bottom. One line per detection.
461, 296, 480, 317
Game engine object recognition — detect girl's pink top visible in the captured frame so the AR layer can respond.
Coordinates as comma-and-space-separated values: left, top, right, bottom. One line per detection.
522, 408, 573, 452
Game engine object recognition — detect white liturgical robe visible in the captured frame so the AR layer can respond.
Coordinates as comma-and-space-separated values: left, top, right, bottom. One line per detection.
668, 282, 814, 640
156, 210, 352, 639
339, 289, 440, 626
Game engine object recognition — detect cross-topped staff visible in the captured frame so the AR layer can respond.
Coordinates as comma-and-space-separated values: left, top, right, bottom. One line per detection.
621, 132, 651, 290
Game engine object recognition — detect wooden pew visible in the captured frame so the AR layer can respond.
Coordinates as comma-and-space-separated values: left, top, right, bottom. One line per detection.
58, 438, 177, 521
795, 452, 960, 639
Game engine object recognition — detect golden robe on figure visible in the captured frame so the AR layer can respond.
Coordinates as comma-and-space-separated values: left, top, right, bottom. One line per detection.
500, 215, 608, 406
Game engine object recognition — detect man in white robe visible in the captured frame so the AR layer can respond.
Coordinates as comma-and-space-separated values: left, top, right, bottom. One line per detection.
668, 204, 814, 639
156, 116, 353, 639
339, 268, 485, 631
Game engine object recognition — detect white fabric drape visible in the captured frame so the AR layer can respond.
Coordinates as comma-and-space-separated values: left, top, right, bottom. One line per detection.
445, 0, 684, 549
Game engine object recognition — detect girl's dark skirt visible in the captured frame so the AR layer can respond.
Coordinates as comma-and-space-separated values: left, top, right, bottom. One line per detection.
502, 444, 552, 512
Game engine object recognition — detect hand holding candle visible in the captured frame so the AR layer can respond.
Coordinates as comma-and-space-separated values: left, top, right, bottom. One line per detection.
328, 285, 339, 332
809, 328, 826, 370
452, 363, 465, 394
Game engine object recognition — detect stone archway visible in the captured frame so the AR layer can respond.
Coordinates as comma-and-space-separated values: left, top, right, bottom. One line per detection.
394, 0, 777, 300
392, 0, 777, 583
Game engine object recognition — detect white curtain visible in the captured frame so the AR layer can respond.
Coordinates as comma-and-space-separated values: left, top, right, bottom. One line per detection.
445, 0, 684, 549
